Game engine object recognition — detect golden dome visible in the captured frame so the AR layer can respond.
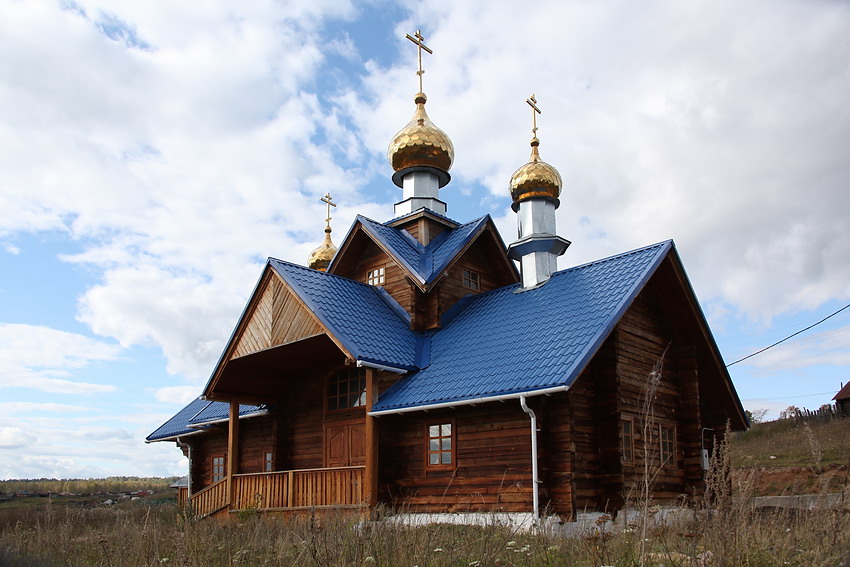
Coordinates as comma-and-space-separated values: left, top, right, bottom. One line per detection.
387, 92, 454, 175
509, 137, 562, 206
308, 226, 337, 272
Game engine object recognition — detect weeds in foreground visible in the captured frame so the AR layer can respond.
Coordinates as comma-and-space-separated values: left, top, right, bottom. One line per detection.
1, 486, 849, 567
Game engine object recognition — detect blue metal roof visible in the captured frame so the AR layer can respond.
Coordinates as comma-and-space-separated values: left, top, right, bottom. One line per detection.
371, 241, 673, 413
146, 397, 211, 442
357, 214, 490, 285
269, 258, 420, 370
147, 398, 269, 442
385, 208, 461, 227
357, 216, 424, 281
427, 216, 489, 280
187, 402, 265, 426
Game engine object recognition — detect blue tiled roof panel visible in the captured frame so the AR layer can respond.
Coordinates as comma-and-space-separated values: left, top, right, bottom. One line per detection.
146, 397, 210, 441
269, 259, 420, 369
148, 398, 271, 441
427, 216, 488, 279
385, 208, 461, 227
372, 241, 672, 412
357, 216, 423, 278
187, 402, 264, 425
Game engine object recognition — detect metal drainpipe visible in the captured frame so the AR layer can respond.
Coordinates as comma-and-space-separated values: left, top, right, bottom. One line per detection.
519, 396, 539, 521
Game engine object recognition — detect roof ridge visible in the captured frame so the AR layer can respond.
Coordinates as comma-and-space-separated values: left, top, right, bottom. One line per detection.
556, 240, 673, 276
384, 207, 461, 227
268, 256, 379, 291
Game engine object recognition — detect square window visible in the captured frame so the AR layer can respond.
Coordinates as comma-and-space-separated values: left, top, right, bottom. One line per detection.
327, 368, 367, 411
367, 267, 385, 286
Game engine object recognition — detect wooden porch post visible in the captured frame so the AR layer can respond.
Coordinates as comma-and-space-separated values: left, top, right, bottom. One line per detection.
227, 400, 240, 507
364, 368, 379, 508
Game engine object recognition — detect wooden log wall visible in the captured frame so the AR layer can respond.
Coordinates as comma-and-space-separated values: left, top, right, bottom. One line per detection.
189, 425, 228, 491
377, 403, 536, 514
237, 414, 276, 474
616, 291, 687, 503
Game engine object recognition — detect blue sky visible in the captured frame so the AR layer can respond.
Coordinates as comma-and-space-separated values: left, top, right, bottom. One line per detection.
1, 0, 848, 479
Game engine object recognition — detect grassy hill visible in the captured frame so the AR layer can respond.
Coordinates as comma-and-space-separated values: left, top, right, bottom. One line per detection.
729, 416, 849, 495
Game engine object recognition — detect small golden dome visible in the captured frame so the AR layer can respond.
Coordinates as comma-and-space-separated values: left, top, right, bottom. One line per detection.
387, 92, 454, 175
509, 137, 562, 206
308, 227, 337, 272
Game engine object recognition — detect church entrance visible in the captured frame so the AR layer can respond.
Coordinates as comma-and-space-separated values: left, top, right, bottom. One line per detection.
324, 420, 366, 467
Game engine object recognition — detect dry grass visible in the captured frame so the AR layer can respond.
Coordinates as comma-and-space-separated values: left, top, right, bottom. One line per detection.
2, 477, 849, 567
729, 417, 850, 469
2, 420, 849, 566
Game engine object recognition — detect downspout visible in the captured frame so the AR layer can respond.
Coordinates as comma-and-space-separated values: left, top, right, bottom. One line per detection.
519, 396, 539, 521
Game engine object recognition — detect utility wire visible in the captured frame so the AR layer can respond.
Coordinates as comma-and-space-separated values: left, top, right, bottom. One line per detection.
726, 301, 850, 367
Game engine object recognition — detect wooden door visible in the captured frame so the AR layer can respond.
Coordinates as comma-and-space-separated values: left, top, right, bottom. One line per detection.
325, 422, 365, 467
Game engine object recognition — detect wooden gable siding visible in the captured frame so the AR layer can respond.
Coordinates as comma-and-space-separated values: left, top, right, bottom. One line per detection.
232, 272, 325, 359
615, 292, 686, 502
398, 216, 449, 246
377, 403, 535, 514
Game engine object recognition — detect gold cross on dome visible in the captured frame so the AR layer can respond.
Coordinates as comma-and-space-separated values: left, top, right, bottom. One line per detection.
406, 29, 433, 93
320, 193, 336, 227
526, 94, 541, 137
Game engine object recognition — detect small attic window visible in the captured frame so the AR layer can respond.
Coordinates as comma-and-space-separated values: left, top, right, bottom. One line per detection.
462, 269, 479, 291
367, 267, 385, 286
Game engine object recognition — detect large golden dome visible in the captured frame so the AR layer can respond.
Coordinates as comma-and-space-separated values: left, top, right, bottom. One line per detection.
509, 136, 562, 207
308, 227, 337, 272
387, 92, 454, 175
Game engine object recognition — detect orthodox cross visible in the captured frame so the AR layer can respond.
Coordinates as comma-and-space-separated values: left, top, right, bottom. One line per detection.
405, 29, 433, 93
321, 193, 336, 228
526, 94, 541, 137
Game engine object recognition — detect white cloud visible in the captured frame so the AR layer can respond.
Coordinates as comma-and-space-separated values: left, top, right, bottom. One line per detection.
351, 0, 850, 323
0, 427, 37, 449
155, 386, 200, 406
0, 324, 120, 393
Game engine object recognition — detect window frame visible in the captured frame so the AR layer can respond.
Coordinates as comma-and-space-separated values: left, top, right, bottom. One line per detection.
211, 455, 226, 483
462, 269, 480, 292
621, 416, 634, 464
659, 424, 677, 468
366, 266, 386, 286
425, 421, 456, 471
264, 451, 274, 472
326, 367, 367, 413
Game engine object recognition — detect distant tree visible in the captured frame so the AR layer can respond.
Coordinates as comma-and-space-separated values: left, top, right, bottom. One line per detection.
779, 405, 801, 420
745, 408, 769, 424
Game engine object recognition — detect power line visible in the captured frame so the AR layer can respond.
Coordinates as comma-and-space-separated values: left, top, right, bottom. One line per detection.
726, 301, 850, 367
745, 390, 836, 402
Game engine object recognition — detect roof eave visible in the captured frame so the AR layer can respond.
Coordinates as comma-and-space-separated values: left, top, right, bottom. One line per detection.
369, 384, 570, 416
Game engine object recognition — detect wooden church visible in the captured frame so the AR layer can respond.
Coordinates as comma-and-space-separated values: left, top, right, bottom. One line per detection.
147, 32, 747, 522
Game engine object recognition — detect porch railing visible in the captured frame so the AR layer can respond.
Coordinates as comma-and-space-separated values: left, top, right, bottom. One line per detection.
191, 477, 228, 518
231, 466, 365, 510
